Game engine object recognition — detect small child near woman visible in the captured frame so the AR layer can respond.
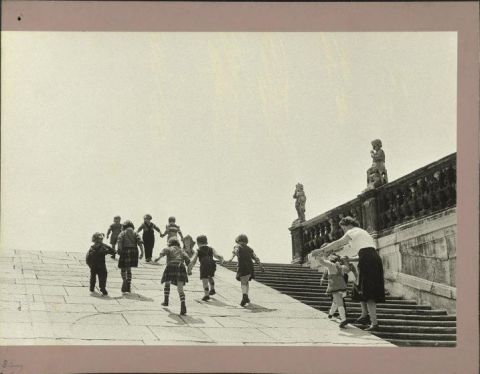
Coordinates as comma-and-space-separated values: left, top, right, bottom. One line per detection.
226, 234, 265, 307
187, 235, 224, 301
155, 237, 191, 315
317, 253, 351, 328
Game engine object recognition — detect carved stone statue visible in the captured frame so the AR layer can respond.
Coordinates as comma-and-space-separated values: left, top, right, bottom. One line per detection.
293, 183, 306, 224
366, 139, 388, 189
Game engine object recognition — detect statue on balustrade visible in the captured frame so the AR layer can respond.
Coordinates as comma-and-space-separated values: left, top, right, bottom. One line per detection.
293, 183, 306, 225
366, 139, 388, 189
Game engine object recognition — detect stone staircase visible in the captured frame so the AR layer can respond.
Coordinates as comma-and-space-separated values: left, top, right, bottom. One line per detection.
221, 262, 456, 347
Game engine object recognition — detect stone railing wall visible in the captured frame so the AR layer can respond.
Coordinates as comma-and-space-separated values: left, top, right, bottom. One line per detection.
290, 153, 456, 263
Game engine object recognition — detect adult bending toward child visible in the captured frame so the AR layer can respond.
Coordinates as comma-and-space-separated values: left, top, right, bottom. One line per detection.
310, 216, 385, 331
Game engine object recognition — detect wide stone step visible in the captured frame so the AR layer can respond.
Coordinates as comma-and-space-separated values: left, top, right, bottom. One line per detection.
302, 300, 432, 310
280, 290, 404, 300
255, 272, 323, 281
371, 331, 457, 341
387, 339, 456, 347
375, 318, 457, 327
351, 324, 456, 334
314, 305, 446, 315
287, 294, 416, 305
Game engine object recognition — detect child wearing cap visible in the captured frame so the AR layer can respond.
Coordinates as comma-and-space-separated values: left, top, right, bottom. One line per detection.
160, 216, 184, 245
155, 237, 191, 315
137, 214, 162, 262
188, 235, 225, 301
116, 220, 144, 293
106, 216, 122, 259
85, 232, 115, 296
226, 234, 265, 307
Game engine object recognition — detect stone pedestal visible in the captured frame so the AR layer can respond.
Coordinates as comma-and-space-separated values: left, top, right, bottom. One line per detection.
289, 224, 304, 264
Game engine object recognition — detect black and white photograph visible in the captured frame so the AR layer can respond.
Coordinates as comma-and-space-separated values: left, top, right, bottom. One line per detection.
1, 27, 458, 350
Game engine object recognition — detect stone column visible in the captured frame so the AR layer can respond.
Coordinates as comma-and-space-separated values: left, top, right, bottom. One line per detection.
358, 189, 380, 237
289, 224, 304, 264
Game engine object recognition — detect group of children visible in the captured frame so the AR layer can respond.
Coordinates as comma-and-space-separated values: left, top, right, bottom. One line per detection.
86, 215, 265, 315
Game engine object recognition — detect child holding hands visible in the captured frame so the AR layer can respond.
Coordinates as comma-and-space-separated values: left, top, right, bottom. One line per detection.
226, 234, 265, 307
188, 235, 224, 301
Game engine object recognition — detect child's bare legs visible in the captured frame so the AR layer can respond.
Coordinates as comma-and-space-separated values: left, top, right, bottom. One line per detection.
208, 277, 215, 295
177, 281, 186, 315
162, 282, 170, 306
111, 242, 117, 259
240, 275, 251, 306
328, 298, 338, 318
201, 278, 210, 301
332, 292, 347, 327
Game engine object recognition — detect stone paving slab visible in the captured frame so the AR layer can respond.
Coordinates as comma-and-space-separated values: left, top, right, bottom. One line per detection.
0, 249, 394, 346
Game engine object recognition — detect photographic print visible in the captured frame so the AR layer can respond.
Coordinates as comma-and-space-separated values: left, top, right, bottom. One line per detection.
0, 2, 478, 374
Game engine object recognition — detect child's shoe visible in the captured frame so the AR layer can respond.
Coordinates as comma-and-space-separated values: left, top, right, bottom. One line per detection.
90, 286, 95, 293
161, 296, 169, 306
125, 283, 131, 293
202, 295, 210, 301
180, 302, 187, 315
240, 294, 249, 307
100, 289, 108, 296
121, 282, 127, 293
327, 314, 333, 319
339, 320, 348, 329
209, 289, 216, 296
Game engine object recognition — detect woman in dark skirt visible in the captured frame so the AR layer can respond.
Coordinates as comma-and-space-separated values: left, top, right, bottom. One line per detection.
310, 216, 385, 331
137, 214, 162, 262
154, 237, 191, 315
188, 235, 224, 301
116, 220, 144, 293
226, 234, 265, 307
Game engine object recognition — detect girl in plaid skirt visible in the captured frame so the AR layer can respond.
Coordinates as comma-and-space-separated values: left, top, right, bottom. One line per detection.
116, 220, 144, 293
155, 237, 191, 315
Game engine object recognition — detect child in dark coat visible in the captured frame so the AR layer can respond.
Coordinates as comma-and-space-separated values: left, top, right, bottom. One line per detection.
86, 232, 115, 296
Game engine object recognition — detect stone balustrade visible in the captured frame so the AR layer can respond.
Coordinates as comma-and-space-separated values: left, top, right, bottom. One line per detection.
290, 153, 456, 263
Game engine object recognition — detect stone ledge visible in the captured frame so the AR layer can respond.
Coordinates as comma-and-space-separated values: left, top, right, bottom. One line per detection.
386, 272, 456, 300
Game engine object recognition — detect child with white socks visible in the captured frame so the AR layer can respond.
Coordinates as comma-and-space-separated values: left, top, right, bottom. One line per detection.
317, 253, 350, 328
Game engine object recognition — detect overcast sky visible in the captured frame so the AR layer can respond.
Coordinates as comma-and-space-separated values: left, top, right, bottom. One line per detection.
1, 32, 456, 263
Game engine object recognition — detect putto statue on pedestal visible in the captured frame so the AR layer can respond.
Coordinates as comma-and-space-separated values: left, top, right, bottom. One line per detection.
293, 183, 306, 225
366, 139, 388, 190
